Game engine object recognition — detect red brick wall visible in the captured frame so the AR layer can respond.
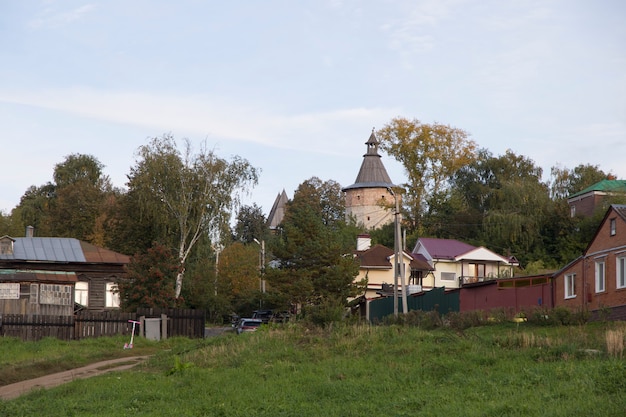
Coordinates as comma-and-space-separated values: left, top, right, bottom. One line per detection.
554, 207, 626, 311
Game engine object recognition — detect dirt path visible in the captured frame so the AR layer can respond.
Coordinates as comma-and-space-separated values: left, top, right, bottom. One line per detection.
0, 356, 150, 401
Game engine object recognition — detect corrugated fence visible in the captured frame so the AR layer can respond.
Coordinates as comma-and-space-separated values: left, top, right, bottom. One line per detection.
368, 287, 460, 322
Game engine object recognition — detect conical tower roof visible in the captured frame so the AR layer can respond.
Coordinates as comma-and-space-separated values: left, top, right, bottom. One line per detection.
342, 130, 395, 191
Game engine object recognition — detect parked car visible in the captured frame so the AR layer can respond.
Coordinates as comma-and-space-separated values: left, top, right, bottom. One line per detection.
252, 309, 274, 323
236, 318, 263, 334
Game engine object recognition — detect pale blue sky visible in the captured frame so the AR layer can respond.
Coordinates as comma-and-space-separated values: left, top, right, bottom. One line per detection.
1, 0, 625, 217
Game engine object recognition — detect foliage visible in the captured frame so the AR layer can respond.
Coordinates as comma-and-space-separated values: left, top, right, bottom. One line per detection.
446, 149, 552, 264
376, 117, 478, 233
125, 134, 259, 298
233, 203, 268, 243
549, 163, 608, 200
117, 242, 182, 310
268, 177, 363, 312
8, 154, 114, 244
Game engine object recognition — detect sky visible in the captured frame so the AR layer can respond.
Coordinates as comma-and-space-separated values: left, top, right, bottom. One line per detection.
1, 0, 625, 218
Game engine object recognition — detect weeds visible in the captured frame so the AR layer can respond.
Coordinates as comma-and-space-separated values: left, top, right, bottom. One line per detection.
605, 325, 625, 358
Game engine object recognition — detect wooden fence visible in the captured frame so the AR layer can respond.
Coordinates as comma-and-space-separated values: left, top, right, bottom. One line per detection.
0, 309, 206, 342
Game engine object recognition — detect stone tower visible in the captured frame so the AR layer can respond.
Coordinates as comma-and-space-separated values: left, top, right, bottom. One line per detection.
342, 130, 397, 230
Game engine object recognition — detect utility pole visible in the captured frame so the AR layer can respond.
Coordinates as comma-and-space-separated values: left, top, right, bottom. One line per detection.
253, 238, 266, 308
388, 187, 408, 316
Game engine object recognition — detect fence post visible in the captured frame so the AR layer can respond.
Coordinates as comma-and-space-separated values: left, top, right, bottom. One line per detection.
161, 313, 168, 340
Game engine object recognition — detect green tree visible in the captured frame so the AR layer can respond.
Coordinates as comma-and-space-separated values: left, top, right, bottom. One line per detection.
376, 117, 478, 234
233, 204, 268, 244
549, 164, 608, 200
267, 177, 363, 313
117, 242, 182, 310
11, 154, 112, 244
126, 134, 259, 298
14, 184, 56, 236
48, 154, 113, 243
449, 149, 552, 265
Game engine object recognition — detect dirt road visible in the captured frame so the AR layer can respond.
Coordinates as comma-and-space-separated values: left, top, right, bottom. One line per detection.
0, 356, 150, 401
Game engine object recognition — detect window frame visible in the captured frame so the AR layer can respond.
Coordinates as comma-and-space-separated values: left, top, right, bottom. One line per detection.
440, 272, 456, 281
595, 260, 606, 293
610, 218, 616, 236
75, 281, 89, 306
105, 282, 120, 308
617, 255, 626, 290
564, 273, 576, 299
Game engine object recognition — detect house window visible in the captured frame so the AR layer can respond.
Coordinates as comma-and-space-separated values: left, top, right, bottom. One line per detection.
564, 273, 576, 299
570, 205, 576, 218
75, 281, 89, 306
441, 272, 456, 281
617, 256, 626, 289
595, 261, 606, 293
610, 218, 616, 236
39, 284, 72, 305
105, 282, 120, 308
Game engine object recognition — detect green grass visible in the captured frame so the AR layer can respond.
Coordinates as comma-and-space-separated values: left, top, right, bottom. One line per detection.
1, 322, 625, 416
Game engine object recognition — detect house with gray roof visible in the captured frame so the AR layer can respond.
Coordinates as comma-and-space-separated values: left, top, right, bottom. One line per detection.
0, 234, 129, 316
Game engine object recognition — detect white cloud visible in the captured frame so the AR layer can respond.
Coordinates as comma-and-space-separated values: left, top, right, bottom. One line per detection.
0, 88, 400, 156
28, 3, 96, 29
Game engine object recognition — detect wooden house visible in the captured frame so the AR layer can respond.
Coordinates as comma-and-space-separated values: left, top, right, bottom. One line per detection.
0, 235, 130, 315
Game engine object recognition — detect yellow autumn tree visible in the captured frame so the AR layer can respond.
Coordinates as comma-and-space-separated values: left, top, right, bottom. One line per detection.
376, 117, 478, 234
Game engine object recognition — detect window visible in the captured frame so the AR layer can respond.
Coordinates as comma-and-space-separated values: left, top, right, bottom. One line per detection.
75, 281, 89, 306
105, 282, 120, 308
570, 205, 576, 218
441, 272, 456, 281
610, 218, 616, 236
617, 256, 626, 289
595, 261, 605, 293
564, 273, 576, 299
39, 284, 72, 305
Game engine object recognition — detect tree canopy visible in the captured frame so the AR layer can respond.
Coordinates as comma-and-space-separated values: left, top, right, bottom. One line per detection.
376, 117, 478, 233
125, 134, 259, 298
267, 177, 364, 313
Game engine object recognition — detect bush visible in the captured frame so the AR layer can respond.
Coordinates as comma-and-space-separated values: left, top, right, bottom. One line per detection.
302, 298, 347, 328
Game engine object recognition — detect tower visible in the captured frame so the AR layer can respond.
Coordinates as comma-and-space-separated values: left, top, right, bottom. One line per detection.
342, 130, 397, 230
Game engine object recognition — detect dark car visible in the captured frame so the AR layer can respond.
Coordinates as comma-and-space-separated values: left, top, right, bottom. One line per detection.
236, 318, 263, 334
252, 310, 274, 324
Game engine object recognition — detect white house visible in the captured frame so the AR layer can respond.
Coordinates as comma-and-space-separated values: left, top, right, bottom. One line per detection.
412, 238, 517, 289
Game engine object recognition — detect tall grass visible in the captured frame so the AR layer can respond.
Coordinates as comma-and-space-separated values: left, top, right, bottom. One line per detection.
605, 322, 625, 358
1, 322, 625, 416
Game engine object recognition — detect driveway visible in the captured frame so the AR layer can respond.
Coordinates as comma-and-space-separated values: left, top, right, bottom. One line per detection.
0, 356, 150, 401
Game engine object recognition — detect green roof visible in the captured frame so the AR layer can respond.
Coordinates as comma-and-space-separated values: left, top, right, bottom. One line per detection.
568, 179, 626, 199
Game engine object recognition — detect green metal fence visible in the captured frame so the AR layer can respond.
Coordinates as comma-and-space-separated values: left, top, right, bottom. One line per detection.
368, 287, 460, 322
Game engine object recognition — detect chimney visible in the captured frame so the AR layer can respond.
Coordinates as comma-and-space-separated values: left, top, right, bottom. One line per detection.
25, 226, 34, 238
356, 234, 371, 251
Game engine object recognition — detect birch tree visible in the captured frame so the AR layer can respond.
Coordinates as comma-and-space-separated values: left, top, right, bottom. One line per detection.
127, 134, 259, 298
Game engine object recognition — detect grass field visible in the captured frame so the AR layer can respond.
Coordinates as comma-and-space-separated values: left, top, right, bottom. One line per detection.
0, 320, 625, 416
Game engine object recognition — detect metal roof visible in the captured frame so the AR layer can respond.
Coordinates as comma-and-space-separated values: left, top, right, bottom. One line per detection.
1, 238, 86, 262
342, 131, 395, 191
568, 179, 626, 199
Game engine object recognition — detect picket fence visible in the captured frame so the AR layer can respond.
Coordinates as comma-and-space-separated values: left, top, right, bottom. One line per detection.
0, 308, 205, 342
